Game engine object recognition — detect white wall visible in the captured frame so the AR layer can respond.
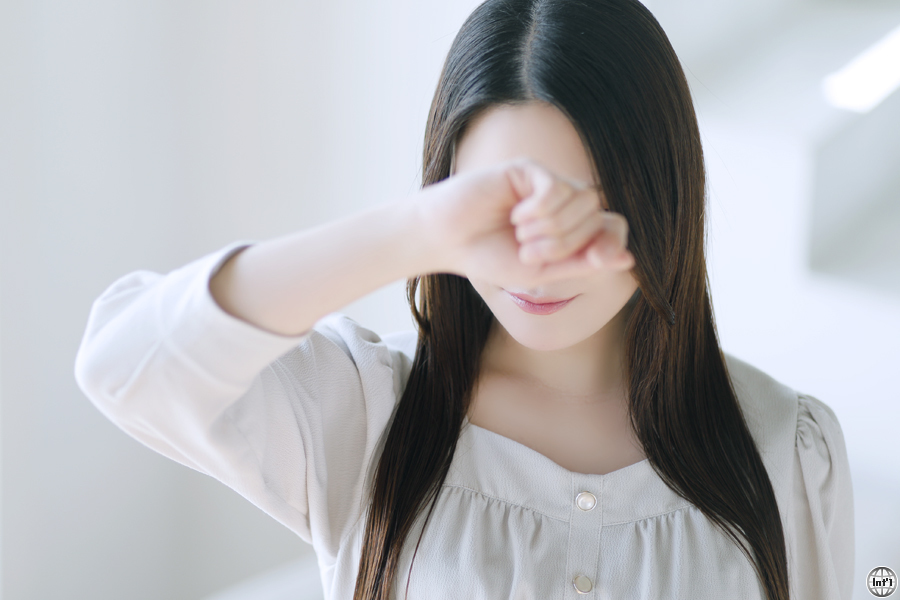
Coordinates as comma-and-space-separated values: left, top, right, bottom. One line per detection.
0, 1, 480, 598
662, 2, 900, 593
2, 0, 897, 598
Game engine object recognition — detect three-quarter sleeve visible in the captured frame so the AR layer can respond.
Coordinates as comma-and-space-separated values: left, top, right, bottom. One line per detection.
790, 393, 855, 600
74, 242, 415, 560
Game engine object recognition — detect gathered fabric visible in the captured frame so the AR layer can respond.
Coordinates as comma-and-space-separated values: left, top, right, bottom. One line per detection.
74, 241, 855, 600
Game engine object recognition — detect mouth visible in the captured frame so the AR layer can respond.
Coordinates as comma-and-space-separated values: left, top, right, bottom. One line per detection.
502, 289, 578, 315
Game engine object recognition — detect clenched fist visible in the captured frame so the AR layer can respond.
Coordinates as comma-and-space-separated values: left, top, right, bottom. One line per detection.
411, 157, 635, 290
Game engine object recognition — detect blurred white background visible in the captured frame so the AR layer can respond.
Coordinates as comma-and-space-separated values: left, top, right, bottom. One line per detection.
1, 0, 898, 598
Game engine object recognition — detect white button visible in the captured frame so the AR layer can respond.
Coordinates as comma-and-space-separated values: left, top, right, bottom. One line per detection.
573, 575, 593, 593
576, 491, 597, 511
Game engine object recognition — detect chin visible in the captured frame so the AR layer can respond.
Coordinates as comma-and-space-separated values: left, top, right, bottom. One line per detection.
470, 278, 635, 350
492, 307, 602, 351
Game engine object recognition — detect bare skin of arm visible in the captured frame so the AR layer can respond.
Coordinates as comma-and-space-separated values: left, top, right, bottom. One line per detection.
209, 157, 634, 337
209, 197, 439, 337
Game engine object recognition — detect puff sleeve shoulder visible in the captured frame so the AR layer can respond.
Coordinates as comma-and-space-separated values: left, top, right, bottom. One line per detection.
790, 393, 855, 600
74, 242, 416, 561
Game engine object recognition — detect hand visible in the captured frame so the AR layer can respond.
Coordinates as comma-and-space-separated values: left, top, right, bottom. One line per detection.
411, 157, 635, 290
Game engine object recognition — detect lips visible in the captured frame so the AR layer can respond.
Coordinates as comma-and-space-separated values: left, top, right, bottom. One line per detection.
502, 289, 578, 315
502, 290, 575, 304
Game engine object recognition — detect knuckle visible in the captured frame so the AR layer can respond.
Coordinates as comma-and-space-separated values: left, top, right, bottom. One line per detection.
544, 215, 564, 235
545, 237, 569, 258
517, 220, 541, 240
533, 238, 558, 258
588, 211, 607, 232
532, 197, 551, 218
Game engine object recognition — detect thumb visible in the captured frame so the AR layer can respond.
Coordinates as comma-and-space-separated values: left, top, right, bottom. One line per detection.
505, 158, 559, 207
505, 160, 535, 204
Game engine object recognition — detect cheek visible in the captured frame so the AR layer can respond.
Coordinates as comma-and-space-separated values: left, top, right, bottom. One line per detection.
578, 264, 639, 298
576, 270, 639, 323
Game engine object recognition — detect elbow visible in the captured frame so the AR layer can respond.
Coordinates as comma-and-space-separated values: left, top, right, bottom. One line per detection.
74, 276, 162, 410
74, 336, 120, 411
73, 331, 153, 418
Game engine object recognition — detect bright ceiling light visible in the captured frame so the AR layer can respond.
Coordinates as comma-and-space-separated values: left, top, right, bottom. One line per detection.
822, 23, 900, 113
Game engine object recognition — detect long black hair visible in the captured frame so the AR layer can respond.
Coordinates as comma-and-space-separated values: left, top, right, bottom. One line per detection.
352, 1, 789, 598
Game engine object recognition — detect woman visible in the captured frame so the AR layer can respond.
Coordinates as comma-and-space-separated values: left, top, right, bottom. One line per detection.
74, 0, 854, 598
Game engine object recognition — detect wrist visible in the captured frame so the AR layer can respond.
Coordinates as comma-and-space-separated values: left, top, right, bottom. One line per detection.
392, 189, 459, 277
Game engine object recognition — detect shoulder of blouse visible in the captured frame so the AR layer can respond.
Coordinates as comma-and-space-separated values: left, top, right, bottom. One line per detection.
310, 313, 419, 401
722, 352, 800, 507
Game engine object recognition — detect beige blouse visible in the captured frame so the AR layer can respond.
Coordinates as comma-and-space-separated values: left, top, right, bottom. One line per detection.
74, 241, 855, 600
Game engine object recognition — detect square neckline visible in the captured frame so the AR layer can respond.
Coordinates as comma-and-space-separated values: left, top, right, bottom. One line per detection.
460, 414, 651, 478
448, 414, 692, 525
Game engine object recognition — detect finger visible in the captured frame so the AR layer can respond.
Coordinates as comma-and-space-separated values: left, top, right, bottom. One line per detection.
599, 212, 630, 252
530, 205, 624, 264
555, 172, 591, 191
519, 208, 606, 264
506, 160, 554, 209
523, 243, 635, 284
585, 215, 632, 267
510, 175, 583, 225
565, 233, 636, 273
514, 189, 602, 243
587, 241, 635, 269
519, 210, 631, 269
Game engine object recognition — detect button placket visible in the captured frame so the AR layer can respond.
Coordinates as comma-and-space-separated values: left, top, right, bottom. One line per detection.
567, 474, 603, 597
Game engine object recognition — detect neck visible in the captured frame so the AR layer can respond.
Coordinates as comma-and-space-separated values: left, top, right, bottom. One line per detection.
479, 307, 631, 405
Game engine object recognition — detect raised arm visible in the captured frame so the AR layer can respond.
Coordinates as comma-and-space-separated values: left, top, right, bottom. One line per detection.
208, 156, 633, 337
73, 157, 631, 554
208, 196, 442, 337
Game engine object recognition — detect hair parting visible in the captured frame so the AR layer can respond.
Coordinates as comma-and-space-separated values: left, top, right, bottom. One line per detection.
352, 1, 789, 598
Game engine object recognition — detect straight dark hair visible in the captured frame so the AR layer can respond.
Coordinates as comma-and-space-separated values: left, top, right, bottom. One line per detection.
352, 1, 790, 598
